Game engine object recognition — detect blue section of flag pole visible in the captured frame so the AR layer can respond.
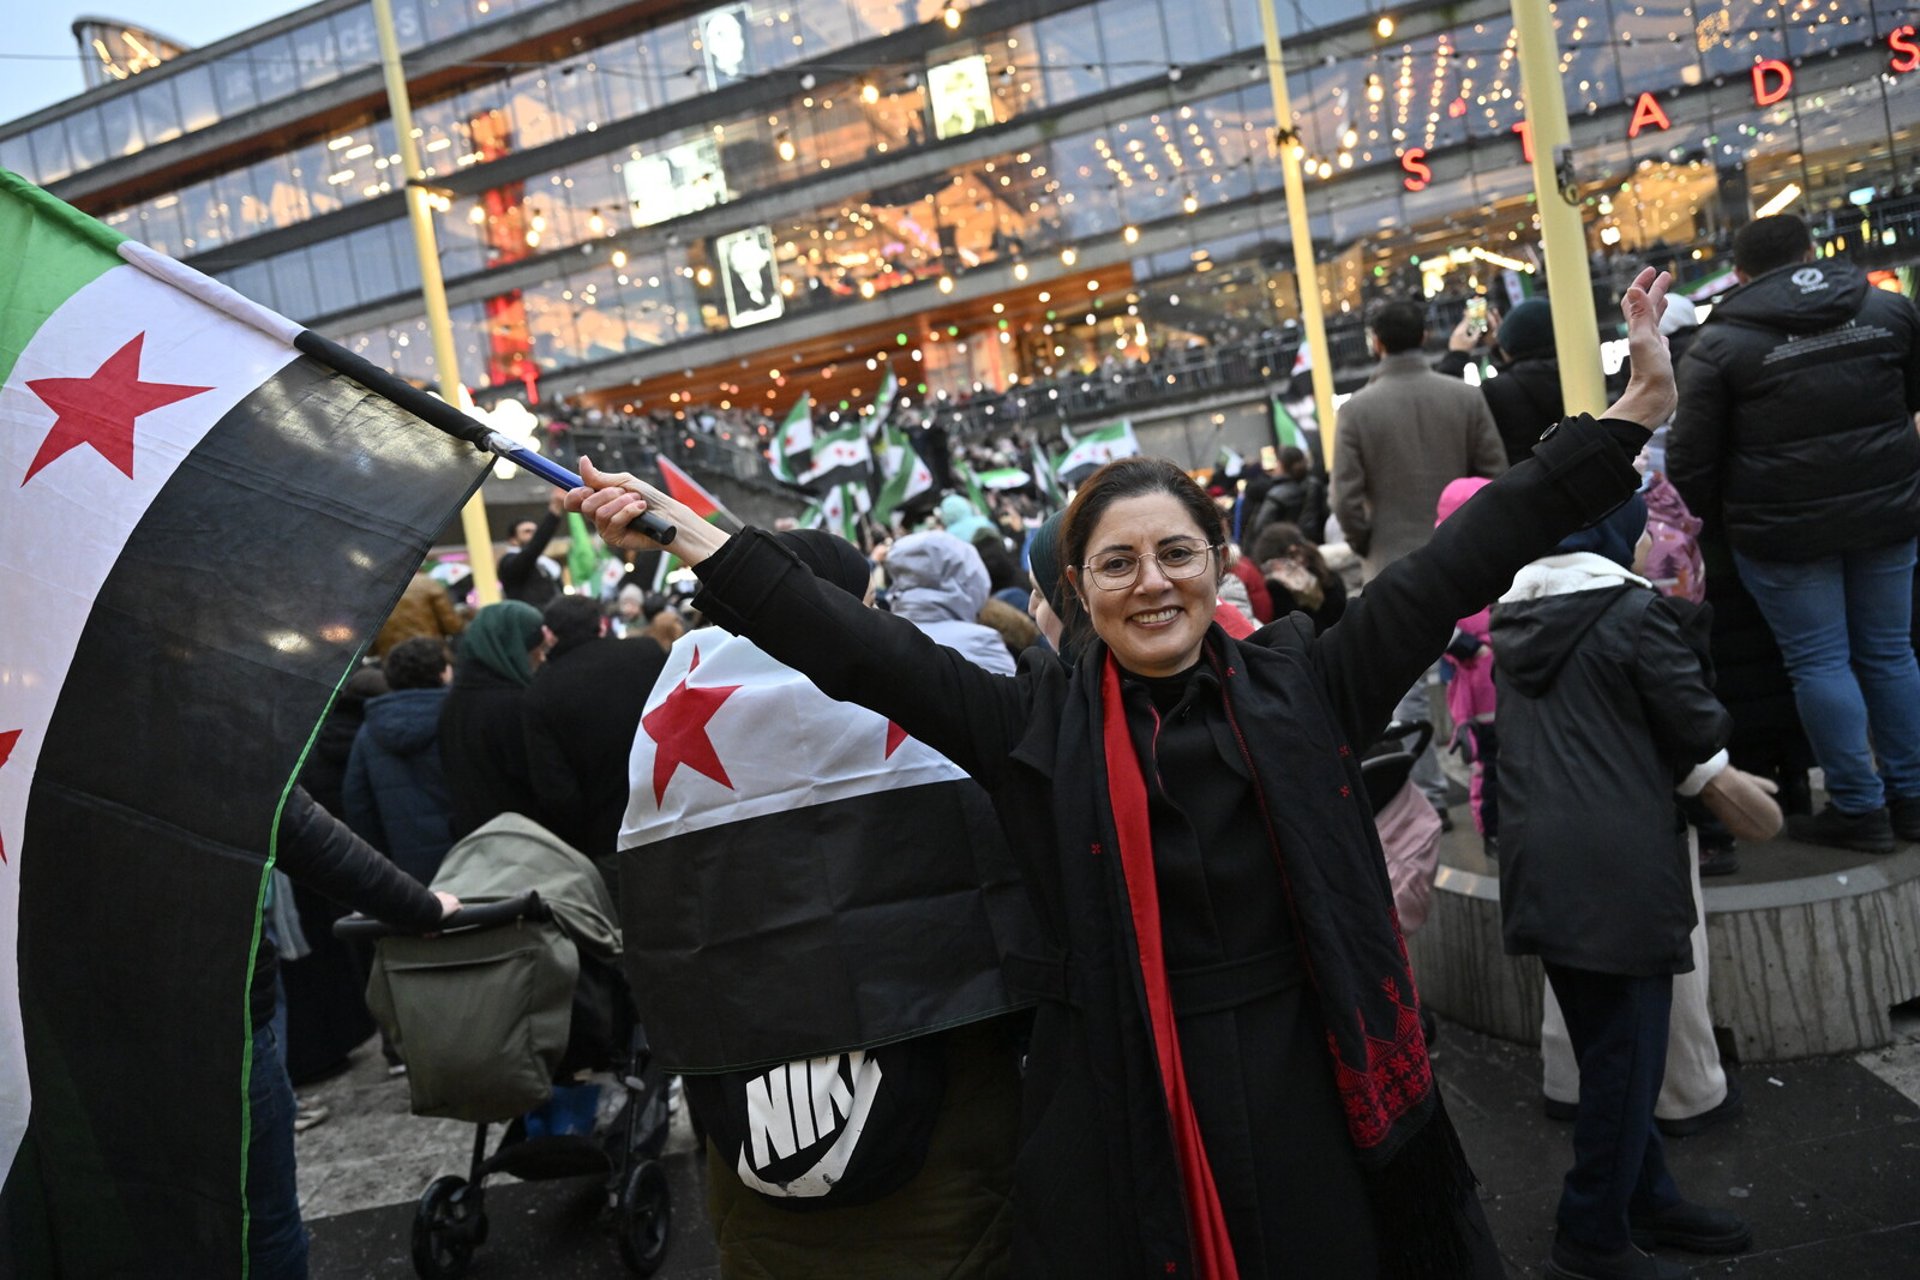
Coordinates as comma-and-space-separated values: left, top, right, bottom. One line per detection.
291, 328, 677, 545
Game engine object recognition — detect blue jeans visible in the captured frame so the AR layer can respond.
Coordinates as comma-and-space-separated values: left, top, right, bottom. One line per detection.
1734, 539, 1920, 812
248, 1021, 310, 1279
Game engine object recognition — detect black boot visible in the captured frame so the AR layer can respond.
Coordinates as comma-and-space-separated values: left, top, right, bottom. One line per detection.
1788, 803, 1895, 854
1546, 1238, 1690, 1280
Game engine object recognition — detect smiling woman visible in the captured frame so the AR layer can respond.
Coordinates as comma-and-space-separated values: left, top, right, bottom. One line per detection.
1057, 458, 1226, 678
569, 269, 1678, 1280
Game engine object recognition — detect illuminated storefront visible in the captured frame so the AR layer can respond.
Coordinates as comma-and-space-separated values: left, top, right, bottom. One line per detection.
6, 0, 1918, 425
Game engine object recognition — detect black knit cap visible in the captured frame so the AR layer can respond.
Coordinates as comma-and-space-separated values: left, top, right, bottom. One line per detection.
1025, 509, 1071, 618
1496, 297, 1555, 359
774, 529, 871, 599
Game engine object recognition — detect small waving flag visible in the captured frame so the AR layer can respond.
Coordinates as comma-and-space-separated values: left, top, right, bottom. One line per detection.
0, 170, 487, 1273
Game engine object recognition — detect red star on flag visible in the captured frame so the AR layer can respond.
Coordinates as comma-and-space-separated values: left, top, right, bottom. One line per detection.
0, 729, 20, 863
885, 721, 909, 758
641, 649, 742, 806
22, 333, 212, 485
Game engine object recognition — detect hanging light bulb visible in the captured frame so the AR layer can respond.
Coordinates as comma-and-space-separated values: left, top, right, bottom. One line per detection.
776, 130, 796, 162
860, 81, 880, 105
1376, 15, 1396, 39
1061, 247, 1078, 266
1182, 191, 1199, 214
1366, 74, 1385, 104
1123, 224, 1140, 244
938, 275, 956, 293
1013, 260, 1030, 280
942, 3, 961, 29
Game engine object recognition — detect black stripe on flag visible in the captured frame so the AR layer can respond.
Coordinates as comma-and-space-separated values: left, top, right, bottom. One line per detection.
621, 779, 1038, 1074
3, 356, 483, 1276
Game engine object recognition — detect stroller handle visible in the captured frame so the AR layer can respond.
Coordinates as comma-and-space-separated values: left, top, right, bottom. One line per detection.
333, 891, 550, 940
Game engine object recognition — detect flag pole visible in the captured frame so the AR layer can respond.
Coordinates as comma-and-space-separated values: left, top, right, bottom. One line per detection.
371, 0, 501, 604
1255, 0, 1340, 468
1510, 0, 1606, 416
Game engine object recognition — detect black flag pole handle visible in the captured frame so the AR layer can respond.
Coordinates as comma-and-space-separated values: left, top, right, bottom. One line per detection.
481, 434, 678, 546
291, 330, 678, 545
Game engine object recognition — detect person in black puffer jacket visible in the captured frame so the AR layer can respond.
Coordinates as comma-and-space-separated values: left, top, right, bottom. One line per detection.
1668, 214, 1920, 852
344, 637, 456, 884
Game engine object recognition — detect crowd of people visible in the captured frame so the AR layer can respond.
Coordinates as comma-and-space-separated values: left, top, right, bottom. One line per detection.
254, 214, 1920, 1280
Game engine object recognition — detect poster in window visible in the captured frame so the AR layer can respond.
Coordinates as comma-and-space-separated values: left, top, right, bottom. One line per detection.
716, 226, 783, 328
624, 137, 730, 228
927, 54, 994, 141
698, 4, 753, 90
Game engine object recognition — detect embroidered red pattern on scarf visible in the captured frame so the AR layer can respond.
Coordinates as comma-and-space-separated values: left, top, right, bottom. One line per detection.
1327, 976, 1433, 1148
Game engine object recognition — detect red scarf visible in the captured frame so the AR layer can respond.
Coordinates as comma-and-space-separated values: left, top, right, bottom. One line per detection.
1099, 655, 1241, 1280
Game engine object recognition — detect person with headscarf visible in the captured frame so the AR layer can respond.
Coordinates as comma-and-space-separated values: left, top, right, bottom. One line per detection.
1491, 494, 1777, 1278
438, 600, 551, 840
574, 271, 1681, 1280
619, 530, 1039, 1279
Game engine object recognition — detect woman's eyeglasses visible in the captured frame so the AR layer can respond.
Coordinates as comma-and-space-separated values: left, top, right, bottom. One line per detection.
1081, 539, 1217, 591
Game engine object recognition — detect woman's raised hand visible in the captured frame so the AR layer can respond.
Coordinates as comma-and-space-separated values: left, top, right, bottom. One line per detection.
566, 457, 731, 565
1604, 266, 1677, 428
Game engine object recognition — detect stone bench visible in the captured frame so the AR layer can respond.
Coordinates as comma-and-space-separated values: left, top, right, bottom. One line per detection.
1408, 840, 1920, 1061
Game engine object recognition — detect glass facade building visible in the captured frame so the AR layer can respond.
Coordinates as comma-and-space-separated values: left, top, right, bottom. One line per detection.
7, 0, 1919, 423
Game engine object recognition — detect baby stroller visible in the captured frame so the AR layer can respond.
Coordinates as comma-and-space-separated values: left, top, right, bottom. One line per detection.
337, 815, 673, 1279
1361, 719, 1445, 937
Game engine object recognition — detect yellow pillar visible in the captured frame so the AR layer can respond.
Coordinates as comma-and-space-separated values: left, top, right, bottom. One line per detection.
372, 0, 501, 604
1510, 0, 1607, 417
1256, 0, 1341, 466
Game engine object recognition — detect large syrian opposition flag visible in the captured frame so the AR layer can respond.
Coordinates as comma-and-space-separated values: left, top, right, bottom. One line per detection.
1055, 419, 1141, 480
0, 171, 486, 1274
617, 631, 1036, 1072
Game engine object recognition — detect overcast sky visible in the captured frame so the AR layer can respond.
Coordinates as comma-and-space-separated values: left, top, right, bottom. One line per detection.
3, 2, 311, 127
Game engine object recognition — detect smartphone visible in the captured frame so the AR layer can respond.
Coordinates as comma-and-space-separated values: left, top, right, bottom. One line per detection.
1464, 296, 1489, 336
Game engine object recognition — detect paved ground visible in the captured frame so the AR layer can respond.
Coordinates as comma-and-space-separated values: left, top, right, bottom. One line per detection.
302, 1003, 1920, 1279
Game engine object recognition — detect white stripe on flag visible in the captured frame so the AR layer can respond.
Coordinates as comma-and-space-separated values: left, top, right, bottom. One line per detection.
620, 632, 966, 848
0, 263, 299, 1173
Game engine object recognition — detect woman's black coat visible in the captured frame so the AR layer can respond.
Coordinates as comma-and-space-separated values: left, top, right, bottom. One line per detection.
690, 415, 1648, 1278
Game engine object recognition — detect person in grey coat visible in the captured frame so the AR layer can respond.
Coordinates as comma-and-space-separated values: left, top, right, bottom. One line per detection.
1331, 297, 1508, 584
883, 531, 1019, 675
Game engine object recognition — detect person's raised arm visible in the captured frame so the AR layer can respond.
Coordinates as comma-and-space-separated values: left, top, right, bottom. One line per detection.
567, 461, 1029, 785
1310, 268, 1675, 748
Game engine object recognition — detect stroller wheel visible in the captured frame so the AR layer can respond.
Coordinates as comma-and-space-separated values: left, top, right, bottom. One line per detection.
617, 1159, 672, 1276
412, 1175, 483, 1279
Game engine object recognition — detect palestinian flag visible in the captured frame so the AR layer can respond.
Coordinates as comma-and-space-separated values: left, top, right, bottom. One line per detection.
767, 394, 813, 484
616, 631, 1036, 1071
0, 172, 487, 1272
1054, 420, 1140, 482
650, 455, 739, 590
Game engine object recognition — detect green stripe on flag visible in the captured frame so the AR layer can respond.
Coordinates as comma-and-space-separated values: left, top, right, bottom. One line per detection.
0, 170, 128, 387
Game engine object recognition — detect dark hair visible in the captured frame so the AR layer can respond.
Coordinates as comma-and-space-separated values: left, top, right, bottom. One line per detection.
1059, 456, 1226, 626
542, 593, 605, 647
1278, 445, 1309, 478
1252, 522, 1334, 589
971, 531, 1024, 594
510, 519, 538, 538
1367, 298, 1427, 354
382, 636, 449, 690
641, 591, 676, 621
1733, 215, 1813, 278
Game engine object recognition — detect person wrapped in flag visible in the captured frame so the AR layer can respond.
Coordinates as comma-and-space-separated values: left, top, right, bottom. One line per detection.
618, 530, 1039, 1278
572, 269, 1681, 1280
